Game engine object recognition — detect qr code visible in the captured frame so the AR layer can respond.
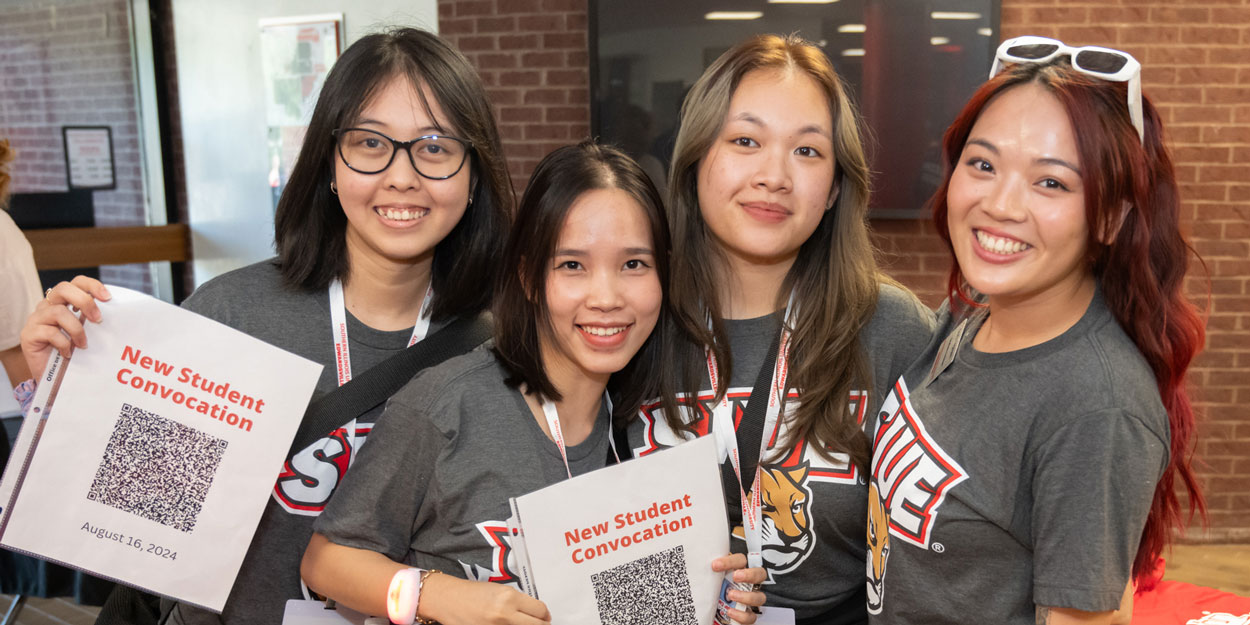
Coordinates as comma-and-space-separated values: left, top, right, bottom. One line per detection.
591, 545, 698, 625
86, 404, 228, 532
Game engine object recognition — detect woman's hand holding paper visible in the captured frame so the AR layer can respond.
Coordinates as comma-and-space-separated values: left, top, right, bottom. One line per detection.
712, 553, 768, 624
20, 275, 111, 378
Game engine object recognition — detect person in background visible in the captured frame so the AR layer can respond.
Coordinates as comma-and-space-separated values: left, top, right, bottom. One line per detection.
865, 37, 1205, 625
19, 27, 513, 625
0, 138, 41, 390
629, 34, 935, 625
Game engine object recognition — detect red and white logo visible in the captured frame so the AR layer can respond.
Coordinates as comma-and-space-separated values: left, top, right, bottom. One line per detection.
461, 520, 522, 589
866, 378, 967, 614
634, 389, 867, 485
871, 379, 966, 548
634, 388, 869, 582
273, 421, 372, 515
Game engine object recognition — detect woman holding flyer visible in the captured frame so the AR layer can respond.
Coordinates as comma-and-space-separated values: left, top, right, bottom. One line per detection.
864, 38, 1205, 624
19, 28, 512, 625
628, 34, 934, 625
302, 142, 768, 625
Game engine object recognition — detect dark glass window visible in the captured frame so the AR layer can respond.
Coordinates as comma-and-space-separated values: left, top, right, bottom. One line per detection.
591, 0, 998, 217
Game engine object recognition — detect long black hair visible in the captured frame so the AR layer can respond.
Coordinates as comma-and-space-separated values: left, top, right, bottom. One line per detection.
273, 27, 512, 322
493, 141, 684, 425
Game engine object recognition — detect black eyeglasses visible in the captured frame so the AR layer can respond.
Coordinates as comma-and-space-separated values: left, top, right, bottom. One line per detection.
332, 128, 472, 179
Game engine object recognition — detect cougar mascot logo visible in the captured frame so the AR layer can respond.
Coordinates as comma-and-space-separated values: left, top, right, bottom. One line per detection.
865, 481, 891, 615
733, 462, 815, 576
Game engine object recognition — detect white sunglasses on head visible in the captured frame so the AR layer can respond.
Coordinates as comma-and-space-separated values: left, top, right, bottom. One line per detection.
990, 36, 1143, 143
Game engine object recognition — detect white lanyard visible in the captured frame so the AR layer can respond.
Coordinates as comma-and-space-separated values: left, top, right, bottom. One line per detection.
707, 292, 795, 570
328, 278, 434, 386
539, 391, 621, 479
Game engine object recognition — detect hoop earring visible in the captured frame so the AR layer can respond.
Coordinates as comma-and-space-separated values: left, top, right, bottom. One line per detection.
330, 181, 338, 195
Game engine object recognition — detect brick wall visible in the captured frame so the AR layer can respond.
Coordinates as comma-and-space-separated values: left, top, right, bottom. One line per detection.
0, 0, 152, 293
442, 0, 1250, 540
437, 0, 590, 194
975, 0, 1249, 542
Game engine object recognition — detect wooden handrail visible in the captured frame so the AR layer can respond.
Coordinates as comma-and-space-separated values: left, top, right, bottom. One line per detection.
24, 224, 190, 270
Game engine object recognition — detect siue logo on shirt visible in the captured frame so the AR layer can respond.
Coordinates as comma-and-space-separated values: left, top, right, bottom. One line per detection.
273, 421, 372, 515
462, 520, 523, 589
634, 389, 867, 582
866, 378, 967, 614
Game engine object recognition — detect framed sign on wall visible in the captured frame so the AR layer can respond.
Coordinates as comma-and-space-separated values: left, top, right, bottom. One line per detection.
258, 13, 344, 211
62, 126, 116, 191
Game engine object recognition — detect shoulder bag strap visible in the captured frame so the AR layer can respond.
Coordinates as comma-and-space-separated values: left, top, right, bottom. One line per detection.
285, 314, 492, 459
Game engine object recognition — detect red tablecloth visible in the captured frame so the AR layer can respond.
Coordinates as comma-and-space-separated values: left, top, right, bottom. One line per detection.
1133, 558, 1250, 625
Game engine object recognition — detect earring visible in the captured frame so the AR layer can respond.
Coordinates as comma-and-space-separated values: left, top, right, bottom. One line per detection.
467, 195, 473, 207
330, 181, 338, 195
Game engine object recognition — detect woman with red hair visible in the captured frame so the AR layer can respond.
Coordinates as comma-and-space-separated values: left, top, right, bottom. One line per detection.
866, 38, 1204, 624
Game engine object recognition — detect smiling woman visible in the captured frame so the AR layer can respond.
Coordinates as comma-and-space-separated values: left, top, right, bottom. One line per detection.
18, 27, 514, 625
628, 34, 936, 625
945, 82, 1094, 344
867, 39, 1207, 625
301, 142, 770, 625
332, 77, 472, 279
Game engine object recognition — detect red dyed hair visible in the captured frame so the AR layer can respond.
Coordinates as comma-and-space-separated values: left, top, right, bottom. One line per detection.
930, 60, 1207, 583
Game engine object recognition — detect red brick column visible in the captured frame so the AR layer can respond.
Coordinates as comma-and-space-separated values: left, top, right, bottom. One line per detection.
438, 0, 590, 194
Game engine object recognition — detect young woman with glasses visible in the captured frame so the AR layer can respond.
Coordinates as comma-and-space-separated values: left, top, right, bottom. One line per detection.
628, 34, 935, 625
19, 28, 512, 625
864, 38, 1205, 624
301, 141, 768, 625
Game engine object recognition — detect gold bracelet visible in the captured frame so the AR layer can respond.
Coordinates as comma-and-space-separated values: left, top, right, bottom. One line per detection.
414, 569, 440, 625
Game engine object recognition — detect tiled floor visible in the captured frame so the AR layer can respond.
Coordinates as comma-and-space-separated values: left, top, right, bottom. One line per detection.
2, 544, 1248, 624
1163, 543, 1250, 596
0, 595, 98, 625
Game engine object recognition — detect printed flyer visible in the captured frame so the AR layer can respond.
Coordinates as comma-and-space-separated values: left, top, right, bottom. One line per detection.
509, 434, 728, 625
0, 287, 322, 612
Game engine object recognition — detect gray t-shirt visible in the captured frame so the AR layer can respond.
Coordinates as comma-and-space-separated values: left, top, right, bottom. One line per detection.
315, 348, 611, 585
166, 260, 438, 625
866, 292, 1168, 624
629, 283, 935, 622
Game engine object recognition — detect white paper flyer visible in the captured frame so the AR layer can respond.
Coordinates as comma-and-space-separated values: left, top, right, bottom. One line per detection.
509, 434, 728, 625
0, 286, 323, 612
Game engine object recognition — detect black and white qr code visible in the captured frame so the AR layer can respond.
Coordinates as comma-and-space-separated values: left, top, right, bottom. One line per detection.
590, 545, 698, 625
86, 403, 228, 533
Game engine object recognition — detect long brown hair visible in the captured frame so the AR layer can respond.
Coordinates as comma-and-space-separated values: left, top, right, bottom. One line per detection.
0, 139, 12, 208
931, 59, 1206, 581
665, 34, 880, 471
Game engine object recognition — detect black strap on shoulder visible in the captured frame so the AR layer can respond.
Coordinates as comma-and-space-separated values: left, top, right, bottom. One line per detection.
721, 328, 782, 527
285, 314, 492, 459
611, 421, 634, 464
